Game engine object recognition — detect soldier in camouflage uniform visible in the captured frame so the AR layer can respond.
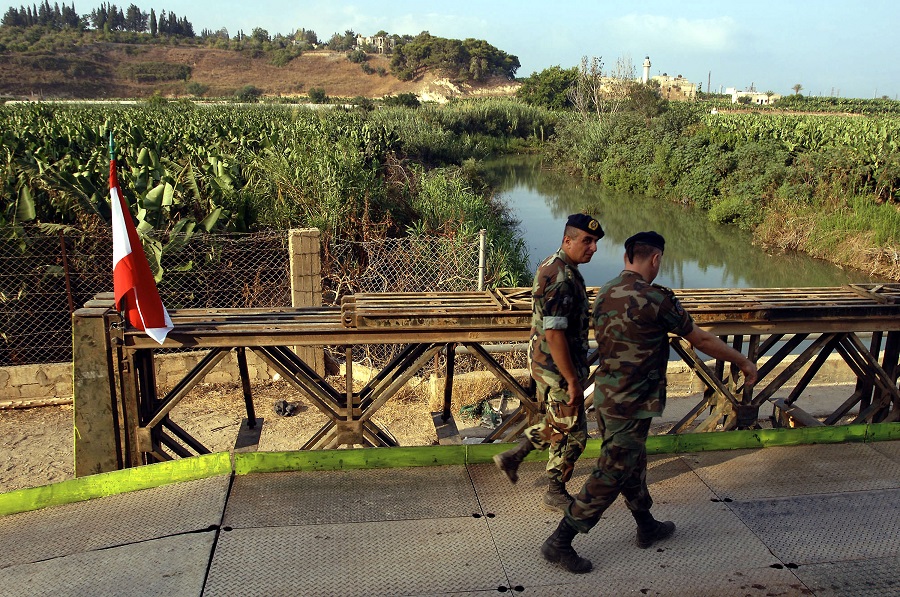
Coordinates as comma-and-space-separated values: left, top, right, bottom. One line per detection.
494, 213, 604, 512
541, 231, 759, 574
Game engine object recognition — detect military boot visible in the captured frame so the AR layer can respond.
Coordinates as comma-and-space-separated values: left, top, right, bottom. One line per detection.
634, 511, 676, 549
541, 518, 593, 573
542, 480, 574, 512
492, 437, 534, 484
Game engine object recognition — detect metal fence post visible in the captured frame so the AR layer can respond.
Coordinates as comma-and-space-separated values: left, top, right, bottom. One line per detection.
477, 229, 486, 291
289, 228, 324, 375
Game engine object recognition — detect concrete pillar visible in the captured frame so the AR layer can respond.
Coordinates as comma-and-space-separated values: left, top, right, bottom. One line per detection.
289, 228, 324, 375
72, 301, 122, 476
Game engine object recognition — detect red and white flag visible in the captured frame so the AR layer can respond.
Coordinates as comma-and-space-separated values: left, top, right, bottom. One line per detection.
110, 159, 173, 344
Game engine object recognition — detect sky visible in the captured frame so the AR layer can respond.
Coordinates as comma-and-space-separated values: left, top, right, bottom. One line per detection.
12, 1, 900, 99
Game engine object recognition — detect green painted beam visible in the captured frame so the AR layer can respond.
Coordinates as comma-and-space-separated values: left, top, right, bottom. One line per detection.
234, 444, 469, 474
0, 452, 231, 517
1, 423, 897, 517
868, 421, 900, 441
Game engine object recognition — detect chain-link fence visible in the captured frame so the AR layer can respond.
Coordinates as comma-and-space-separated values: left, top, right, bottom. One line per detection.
322, 235, 482, 302
1, 227, 485, 367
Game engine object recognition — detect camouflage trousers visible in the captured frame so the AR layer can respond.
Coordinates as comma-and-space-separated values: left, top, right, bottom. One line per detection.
523, 382, 588, 485
565, 415, 653, 533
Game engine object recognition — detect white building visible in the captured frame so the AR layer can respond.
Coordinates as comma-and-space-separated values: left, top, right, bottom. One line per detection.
726, 87, 781, 105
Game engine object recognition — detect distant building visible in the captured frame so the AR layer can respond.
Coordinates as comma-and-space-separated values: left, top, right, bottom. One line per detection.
355, 34, 395, 53
651, 73, 697, 100
725, 87, 781, 105
642, 56, 651, 84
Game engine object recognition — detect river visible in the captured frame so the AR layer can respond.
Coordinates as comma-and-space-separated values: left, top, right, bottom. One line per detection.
482, 154, 883, 289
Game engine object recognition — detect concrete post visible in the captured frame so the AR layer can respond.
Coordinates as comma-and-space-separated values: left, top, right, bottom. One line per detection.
72, 301, 121, 476
289, 228, 324, 375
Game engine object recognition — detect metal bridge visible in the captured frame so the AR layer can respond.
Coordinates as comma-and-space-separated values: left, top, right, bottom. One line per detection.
73, 284, 900, 475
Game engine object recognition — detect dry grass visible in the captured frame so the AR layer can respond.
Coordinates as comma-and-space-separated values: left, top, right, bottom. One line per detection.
1, 44, 520, 101
755, 203, 900, 280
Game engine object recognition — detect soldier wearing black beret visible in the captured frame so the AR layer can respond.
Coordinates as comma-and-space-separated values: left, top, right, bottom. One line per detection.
539, 231, 759, 574
494, 213, 604, 514
566, 213, 604, 238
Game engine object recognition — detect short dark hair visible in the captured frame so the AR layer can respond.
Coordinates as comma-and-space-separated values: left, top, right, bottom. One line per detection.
627, 242, 662, 263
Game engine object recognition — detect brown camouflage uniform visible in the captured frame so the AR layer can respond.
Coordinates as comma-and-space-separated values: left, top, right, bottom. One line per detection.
523, 249, 591, 486
567, 270, 694, 532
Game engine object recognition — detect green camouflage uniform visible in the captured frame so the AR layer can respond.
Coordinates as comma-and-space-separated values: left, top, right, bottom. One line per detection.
524, 248, 591, 486
567, 270, 694, 532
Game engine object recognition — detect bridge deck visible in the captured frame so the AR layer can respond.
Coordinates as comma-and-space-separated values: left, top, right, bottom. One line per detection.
120, 284, 900, 348
1, 440, 898, 596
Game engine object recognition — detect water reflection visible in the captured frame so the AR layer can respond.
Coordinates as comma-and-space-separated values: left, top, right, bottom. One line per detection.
482, 155, 882, 289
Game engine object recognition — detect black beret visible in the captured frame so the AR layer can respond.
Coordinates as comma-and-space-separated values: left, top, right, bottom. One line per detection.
624, 231, 665, 252
566, 213, 604, 238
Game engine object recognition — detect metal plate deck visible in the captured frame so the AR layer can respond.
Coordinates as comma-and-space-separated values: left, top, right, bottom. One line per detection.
869, 439, 900, 463
487, 496, 780, 589
510, 566, 810, 597
728, 488, 900, 564
224, 465, 481, 528
203, 517, 505, 597
793, 555, 900, 596
0, 531, 214, 597
3, 442, 899, 595
682, 443, 900, 500
0, 475, 229, 568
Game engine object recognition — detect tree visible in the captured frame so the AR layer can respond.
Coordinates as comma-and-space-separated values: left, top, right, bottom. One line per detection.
308, 87, 327, 103
568, 55, 635, 121
628, 79, 668, 122
792, 83, 803, 95
251, 27, 269, 43
515, 65, 579, 109
149, 8, 156, 36
124, 4, 147, 32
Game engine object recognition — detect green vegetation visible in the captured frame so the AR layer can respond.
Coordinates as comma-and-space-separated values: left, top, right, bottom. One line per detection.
121, 61, 191, 83
515, 65, 579, 109
0, 100, 552, 286
775, 95, 900, 116
389, 32, 519, 82
234, 85, 262, 102
547, 99, 900, 278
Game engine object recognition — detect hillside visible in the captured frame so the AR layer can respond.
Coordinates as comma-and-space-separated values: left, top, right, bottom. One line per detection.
0, 43, 520, 102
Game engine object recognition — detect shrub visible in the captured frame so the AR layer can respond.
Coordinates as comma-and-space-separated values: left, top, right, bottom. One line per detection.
122, 61, 192, 82
307, 87, 327, 104
347, 49, 368, 64
382, 93, 420, 109
234, 85, 262, 102
185, 81, 208, 97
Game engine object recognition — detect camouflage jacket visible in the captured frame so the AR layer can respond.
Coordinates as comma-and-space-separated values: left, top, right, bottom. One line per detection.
592, 270, 694, 419
528, 249, 591, 388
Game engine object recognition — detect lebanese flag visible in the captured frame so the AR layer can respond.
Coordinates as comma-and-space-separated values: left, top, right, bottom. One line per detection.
110, 159, 173, 344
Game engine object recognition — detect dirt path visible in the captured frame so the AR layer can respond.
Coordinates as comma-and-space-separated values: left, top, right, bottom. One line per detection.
0, 379, 448, 494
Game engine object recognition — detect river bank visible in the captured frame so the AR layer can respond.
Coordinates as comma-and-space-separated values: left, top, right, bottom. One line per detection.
544, 106, 900, 283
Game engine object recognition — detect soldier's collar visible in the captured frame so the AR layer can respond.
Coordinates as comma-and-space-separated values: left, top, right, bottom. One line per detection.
557, 248, 578, 268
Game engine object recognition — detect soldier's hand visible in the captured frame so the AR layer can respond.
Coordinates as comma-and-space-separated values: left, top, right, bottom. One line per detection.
566, 382, 584, 406
741, 361, 759, 387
